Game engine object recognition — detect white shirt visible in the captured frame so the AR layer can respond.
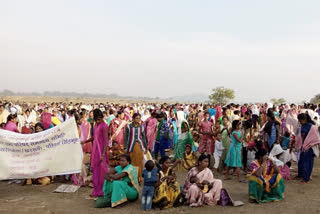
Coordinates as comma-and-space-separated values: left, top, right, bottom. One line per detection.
214, 140, 224, 157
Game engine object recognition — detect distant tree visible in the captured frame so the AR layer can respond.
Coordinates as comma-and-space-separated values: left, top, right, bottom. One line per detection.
311, 94, 320, 104
270, 98, 286, 105
208, 87, 235, 104
278, 98, 286, 104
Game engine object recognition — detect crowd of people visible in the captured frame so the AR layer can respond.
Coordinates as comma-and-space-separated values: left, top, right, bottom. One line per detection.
1, 100, 320, 209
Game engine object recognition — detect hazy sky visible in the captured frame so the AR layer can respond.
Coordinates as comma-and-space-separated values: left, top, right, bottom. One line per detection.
1, 0, 320, 103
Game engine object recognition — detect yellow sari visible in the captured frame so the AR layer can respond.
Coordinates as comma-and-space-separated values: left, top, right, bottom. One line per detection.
179, 151, 196, 172
153, 167, 181, 209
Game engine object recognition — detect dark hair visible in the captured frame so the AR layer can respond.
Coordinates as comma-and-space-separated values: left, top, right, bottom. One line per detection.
34, 122, 45, 131
93, 109, 103, 121
298, 113, 315, 125
255, 149, 267, 160
7, 114, 17, 122
119, 154, 131, 164
232, 120, 240, 130
117, 110, 123, 117
284, 131, 290, 138
74, 113, 80, 122
159, 155, 170, 165
222, 116, 229, 121
145, 160, 155, 171
267, 109, 275, 120
198, 154, 209, 163
255, 139, 263, 151
132, 113, 141, 119
234, 110, 240, 115
156, 113, 162, 119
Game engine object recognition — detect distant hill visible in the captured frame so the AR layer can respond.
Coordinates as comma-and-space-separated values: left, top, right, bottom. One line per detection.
0, 89, 161, 101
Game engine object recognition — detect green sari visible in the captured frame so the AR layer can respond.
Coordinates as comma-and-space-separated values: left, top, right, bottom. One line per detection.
173, 131, 194, 160
95, 164, 139, 208
220, 126, 230, 163
248, 160, 285, 203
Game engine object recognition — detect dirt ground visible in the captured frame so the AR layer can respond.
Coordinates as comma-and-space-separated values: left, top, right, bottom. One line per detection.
1, 159, 320, 214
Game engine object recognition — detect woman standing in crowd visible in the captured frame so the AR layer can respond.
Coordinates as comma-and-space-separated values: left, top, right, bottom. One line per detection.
145, 112, 158, 152
79, 111, 93, 153
91, 109, 109, 198
198, 112, 214, 156
109, 111, 127, 149
224, 120, 244, 182
295, 113, 320, 183
124, 113, 148, 183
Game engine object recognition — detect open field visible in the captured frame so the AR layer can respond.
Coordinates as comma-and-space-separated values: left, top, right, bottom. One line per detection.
1, 159, 320, 214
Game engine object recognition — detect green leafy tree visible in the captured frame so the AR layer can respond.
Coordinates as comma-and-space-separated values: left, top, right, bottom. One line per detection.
270, 98, 286, 105
311, 94, 320, 104
208, 87, 235, 104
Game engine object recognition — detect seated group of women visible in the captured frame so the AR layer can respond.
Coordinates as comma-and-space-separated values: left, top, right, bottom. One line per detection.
94, 149, 285, 209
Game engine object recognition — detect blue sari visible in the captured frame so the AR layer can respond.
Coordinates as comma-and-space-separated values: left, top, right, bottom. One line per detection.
298, 123, 314, 182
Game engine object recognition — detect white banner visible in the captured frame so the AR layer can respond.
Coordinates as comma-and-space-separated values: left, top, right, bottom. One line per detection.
0, 119, 83, 180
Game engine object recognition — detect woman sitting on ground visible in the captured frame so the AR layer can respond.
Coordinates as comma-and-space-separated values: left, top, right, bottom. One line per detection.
153, 156, 182, 209
95, 154, 139, 208
183, 154, 223, 207
248, 149, 285, 203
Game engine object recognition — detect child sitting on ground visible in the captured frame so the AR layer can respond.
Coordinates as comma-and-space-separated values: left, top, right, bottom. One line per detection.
178, 144, 197, 171
108, 141, 123, 167
142, 160, 158, 211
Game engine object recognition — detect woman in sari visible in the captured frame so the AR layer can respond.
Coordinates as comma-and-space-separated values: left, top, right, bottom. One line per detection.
183, 154, 223, 207
145, 112, 158, 152
153, 156, 182, 209
4, 114, 19, 133
91, 109, 109, 198
124, 113, 148, 183
220, 117, 231, 165
95, 154, 139, 208
285, 108, 299, 136
109, 111, 127, 149
295, 113, 320, 183
248, 149, 285, 203
173, 120, 194, 160
79, 111, 93, 153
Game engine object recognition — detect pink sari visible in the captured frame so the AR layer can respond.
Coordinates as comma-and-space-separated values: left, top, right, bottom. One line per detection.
215, 106, 222, 122
41, 113, 52, 129
146, 117, 157, 151
91, 122, 109, 197
183, 167, 222, 207
285, 110, 299, 136
110, 118, 127, 148
80, 120, 92, 153
4, 121, 19, 133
